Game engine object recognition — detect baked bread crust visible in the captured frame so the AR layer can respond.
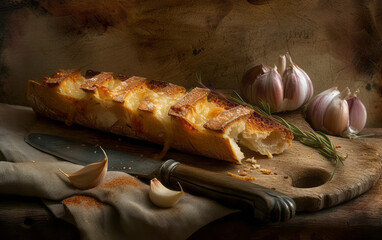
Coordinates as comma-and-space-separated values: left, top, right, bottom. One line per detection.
27, 69, 293, 163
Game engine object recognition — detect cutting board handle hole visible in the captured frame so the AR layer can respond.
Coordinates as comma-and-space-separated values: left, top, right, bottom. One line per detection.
291, 168, 330, 188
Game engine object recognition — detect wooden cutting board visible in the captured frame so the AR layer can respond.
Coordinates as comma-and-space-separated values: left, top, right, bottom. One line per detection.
30, 112, 382, 212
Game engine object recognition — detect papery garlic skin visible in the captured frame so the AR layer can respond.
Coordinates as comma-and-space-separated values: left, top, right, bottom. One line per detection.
346, 90, 367, 134
240, 64, 283, 112
59, 147, 108, 190
280, 54, 314, 111
277, 54, 286, 76
149, 178, 183, 208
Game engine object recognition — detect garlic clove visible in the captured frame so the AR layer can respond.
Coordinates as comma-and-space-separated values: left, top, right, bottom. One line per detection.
240, 64, 270, 103
346, 89, 367, 134
281, 53, 314, 111
59, 146, 108, 190
306, 87, 339, 131
254, 66, 284, 112
322, 88, 350, 135
149, 178, 183, 208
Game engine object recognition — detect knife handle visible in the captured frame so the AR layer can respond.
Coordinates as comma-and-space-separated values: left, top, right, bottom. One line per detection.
159, 160, 296, 222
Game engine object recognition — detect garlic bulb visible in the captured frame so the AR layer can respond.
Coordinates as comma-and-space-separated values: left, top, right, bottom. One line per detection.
240, 64, 283, 112
241, 53, 313, 112
306, 87, 367, 137
59, 146, 108, 190
149, 178, 183, 208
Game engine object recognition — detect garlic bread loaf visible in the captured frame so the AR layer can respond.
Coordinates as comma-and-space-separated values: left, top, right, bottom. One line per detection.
27, 69, 293, 163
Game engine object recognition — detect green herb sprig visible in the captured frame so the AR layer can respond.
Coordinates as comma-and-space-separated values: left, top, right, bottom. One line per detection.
230, 91, 347, 180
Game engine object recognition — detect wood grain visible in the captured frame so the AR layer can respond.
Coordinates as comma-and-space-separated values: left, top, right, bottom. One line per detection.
30, 112, 382, 212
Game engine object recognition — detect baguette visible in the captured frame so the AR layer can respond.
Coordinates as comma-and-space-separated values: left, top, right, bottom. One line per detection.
27, 69, 293, 163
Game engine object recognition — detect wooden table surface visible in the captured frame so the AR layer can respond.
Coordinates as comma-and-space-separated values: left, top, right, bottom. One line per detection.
1, 129, 382, 240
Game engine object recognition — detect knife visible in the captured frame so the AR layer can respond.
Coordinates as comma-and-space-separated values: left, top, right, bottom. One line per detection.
25, 133, 295, 222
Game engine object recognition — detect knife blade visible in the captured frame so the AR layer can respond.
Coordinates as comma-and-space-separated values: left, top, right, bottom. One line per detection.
25, 133, 296, 222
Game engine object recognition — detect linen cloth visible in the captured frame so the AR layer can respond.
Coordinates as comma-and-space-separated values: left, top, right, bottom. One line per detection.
0, 103, 234, 240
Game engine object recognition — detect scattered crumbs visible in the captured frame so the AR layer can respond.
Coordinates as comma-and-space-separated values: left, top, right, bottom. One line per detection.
261, 169, 272, 175
243, 168, 251, 172
66, 146, 70, 149
266, 150, 273, 159
32, 161, 36, 163
128, 167, 132, 170
284, 176, 289, 179
245, 157, 257, 164
334, 145, 342, 149
81, 144, 86, 147
227, 172, 255, 182
122, 166, 126, 169
239, 172, 248, 176
274, 172, 278, 175
63, 195, 103, 209
252, 164, 261, 169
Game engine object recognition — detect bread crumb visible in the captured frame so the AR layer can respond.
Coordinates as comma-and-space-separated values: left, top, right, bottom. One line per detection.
239, 172, 248, 176
284, 176, 289, 179
261, 169, 272, 175
227, 172, 256, 182
334, 145, 341, 148
266, 150, 273, 159
245, 157, 257, 164
252, 164, 260, 169
243, 168, 251, 172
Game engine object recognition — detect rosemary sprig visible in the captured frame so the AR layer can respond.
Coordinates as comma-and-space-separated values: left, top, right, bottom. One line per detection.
230, 91, 347, 180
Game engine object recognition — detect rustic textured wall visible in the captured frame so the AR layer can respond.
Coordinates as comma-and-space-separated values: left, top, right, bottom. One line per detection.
0, 0, 381, 126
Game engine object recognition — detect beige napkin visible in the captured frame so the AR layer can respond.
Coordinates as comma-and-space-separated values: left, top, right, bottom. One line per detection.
0, 103, 235, 240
